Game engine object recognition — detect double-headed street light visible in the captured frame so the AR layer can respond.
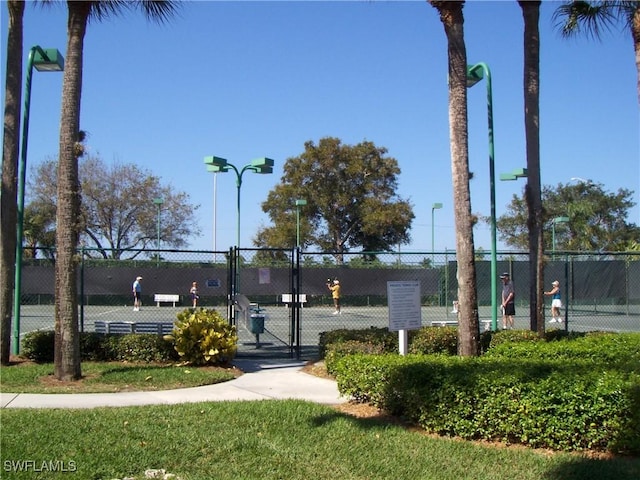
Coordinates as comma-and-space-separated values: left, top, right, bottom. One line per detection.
13, 46, 64, 355
431, 202, 443, 265
467, 62, 498, 331
203, 156, 274, 296
153, 197, 163, 266
203, 156, 274, 248
295, 199, 307, 248
552, 216, 570, 259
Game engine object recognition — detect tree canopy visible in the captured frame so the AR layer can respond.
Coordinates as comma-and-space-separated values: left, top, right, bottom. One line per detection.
27, 155, 200, 259
496, 180, 639, 251
254, 137, 414, 260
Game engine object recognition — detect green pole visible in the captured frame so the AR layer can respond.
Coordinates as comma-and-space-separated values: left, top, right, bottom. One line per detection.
295, 199, 307, 248
12, 49, 36, 355
484, 64, 498, 333
12, 46, 63, 355
230, 163, 252, 295
431, 202, 442, 265
153, 197, 163, 267
467, 62, 497, 331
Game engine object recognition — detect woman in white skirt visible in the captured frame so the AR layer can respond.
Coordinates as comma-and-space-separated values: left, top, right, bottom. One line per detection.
544, 280, 563, 323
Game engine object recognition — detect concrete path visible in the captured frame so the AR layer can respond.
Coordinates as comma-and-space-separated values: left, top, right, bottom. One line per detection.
0, 359, 347, 409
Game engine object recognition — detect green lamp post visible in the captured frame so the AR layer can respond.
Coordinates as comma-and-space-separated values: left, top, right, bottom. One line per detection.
203, 156, 274, 295
153, 197, 163, 266
13, 46, 64, 355
467, 62, 498, 332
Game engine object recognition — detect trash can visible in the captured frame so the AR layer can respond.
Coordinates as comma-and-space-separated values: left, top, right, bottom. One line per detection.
249, 314, 265, 334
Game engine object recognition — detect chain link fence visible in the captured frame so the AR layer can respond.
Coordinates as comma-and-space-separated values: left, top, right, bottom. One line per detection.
14, 248, 640, 357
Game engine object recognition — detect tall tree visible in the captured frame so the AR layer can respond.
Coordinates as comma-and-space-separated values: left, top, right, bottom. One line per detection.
428, 0, 480, 357
519, 0, 545, 336
497, 181, 640, 251
0, 0, 25, 365
28, 156, 200, 259
255, 137, 414, 263
53, 0, 179, 381
553, 1, 640, 105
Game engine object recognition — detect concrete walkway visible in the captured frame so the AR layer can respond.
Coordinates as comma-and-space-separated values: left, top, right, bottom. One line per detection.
0, 359, 347, 409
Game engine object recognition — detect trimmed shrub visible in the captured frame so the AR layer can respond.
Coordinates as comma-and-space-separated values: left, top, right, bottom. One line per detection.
332, 333, 640, 454
324, 340, 388, 376
166, 308, 237, 365
488, 328, 541, 349
108, 334, 178, 363
408, 326, 458, 355
21, 330, 178, 363
319, 327, 397, 359
487, 331, 640, 365
21, 330, 55, 363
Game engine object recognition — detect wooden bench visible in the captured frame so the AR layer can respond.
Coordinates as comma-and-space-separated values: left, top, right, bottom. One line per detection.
281, 293, 307, 307
154, 293, 180, 307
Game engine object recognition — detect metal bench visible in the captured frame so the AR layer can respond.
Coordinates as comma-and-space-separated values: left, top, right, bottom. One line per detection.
154, 293, 180, 307
430, 319, 493, 331
95, 320, 174, 335
430, 320, 459, 328
281, 293, 307, 307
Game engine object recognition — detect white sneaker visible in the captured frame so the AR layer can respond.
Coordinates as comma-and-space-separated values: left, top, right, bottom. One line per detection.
548, 319, 555, 323
333, 311, 339, 315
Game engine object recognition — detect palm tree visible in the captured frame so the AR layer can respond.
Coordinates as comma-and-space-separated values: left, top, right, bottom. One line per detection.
552, 1, 640, 105
518, 1, 545, 336
0, 0, 25, 365
53, 0, 179, 380
428, 0, 480, 356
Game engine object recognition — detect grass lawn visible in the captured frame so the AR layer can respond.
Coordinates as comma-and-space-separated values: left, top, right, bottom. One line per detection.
0, 358, 240, 393
1, 359, 638, 479
1, 400, 639, 480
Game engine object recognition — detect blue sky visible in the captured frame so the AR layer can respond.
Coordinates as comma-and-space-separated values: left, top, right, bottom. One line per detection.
3, 0, 638, 254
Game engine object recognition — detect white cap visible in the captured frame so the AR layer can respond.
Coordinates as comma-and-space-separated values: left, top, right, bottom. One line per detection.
552, 280, 559, 286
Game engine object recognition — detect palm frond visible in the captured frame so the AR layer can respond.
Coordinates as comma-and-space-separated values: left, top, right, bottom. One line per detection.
85, 0, 181, 24
552, 1, 617, 40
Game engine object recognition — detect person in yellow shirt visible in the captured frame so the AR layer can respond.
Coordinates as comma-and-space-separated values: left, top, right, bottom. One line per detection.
328, 279, 341, 315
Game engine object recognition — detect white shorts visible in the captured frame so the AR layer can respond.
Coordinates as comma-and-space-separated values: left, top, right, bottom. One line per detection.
551, 299, 562, 308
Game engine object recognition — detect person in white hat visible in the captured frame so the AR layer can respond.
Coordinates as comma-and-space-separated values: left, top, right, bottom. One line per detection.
544, 280, 563, 323
132, 276, 143, 311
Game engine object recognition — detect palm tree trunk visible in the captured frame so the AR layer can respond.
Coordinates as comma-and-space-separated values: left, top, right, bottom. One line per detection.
520, 1, 545, 336
430, 0, 479, 356
0, 0, 25, 365
54, 2, 90, 381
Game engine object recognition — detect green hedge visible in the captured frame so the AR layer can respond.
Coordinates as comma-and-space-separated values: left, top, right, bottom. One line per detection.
321, 328, 640, 454
333, 353, 640, 454
21, 330, 180, 363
